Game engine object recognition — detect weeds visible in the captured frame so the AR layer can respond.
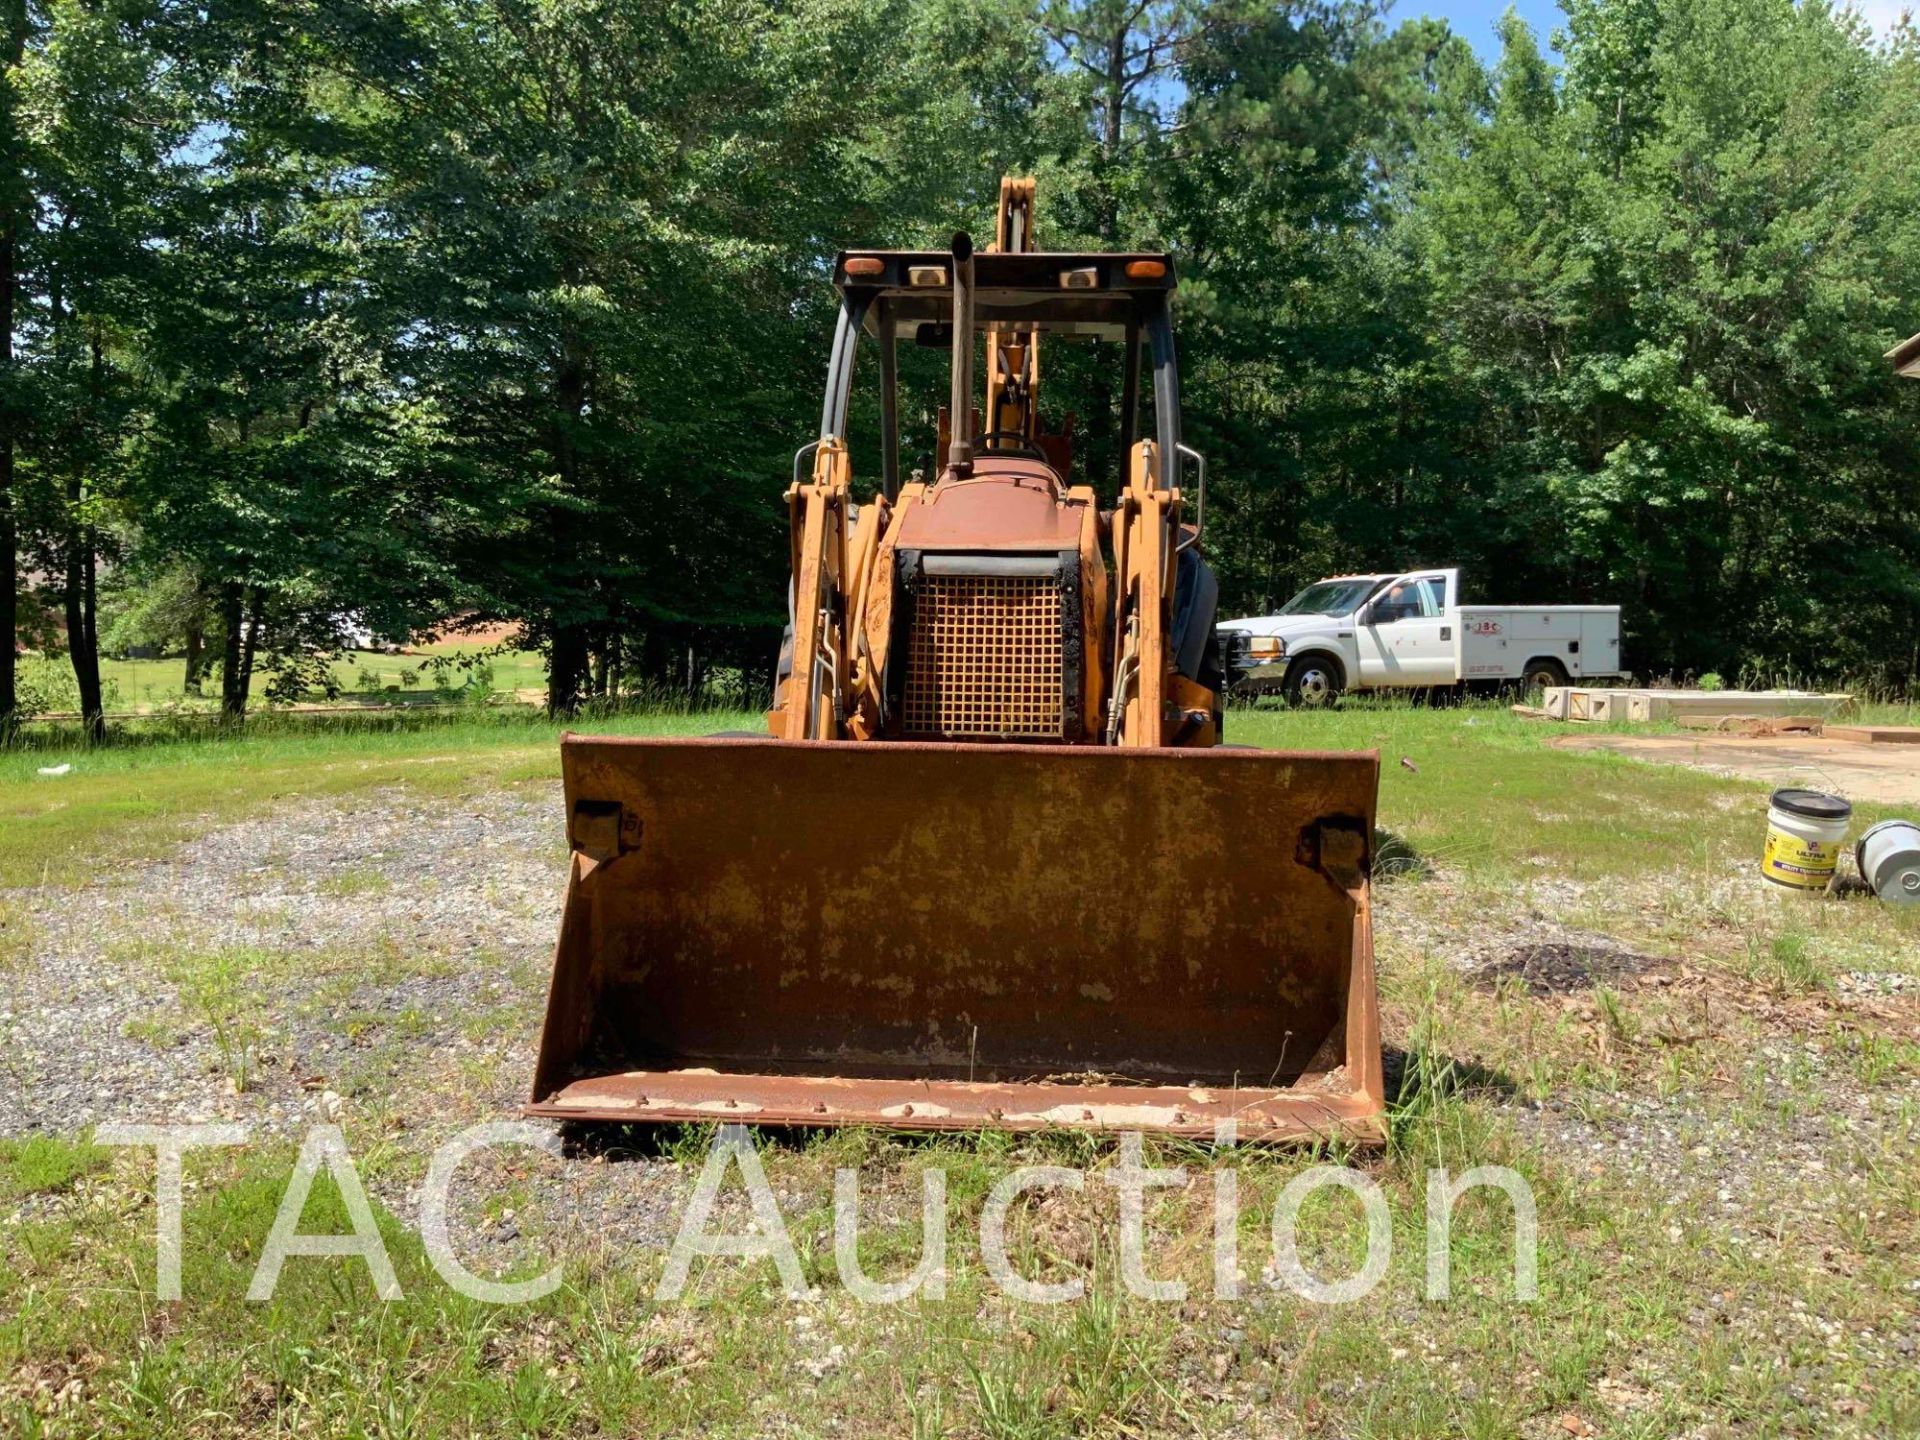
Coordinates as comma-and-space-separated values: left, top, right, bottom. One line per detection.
1594, 986, 1636, 1042
901, 1372, 948, 1440
1746, 931, 1833, 993
1389, 1034, 1464, 1168
964, 1352, 1053, 1440
1850, 1032, 1918, 1087
120, 1013, 190, 1049
316, 866, 390, 899
164, 947, 272, 1092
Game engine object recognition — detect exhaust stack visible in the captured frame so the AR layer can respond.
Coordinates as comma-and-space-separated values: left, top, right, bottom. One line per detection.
947, 231, 975, 476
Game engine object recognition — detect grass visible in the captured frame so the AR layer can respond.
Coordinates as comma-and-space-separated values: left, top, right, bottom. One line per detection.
1745, 930, 1835, 994
0, 704, 758, 889
315, 866, 392, 898
0, 1134, 108, 1204
9, 1093, 1906, 1436
0, 1124, 1565, 1435
1847, 697, 1920, 727
2, 695, 1918, 1436
0, 691, 1863, 891
18, 640, 553, 716
161, 946, 279, 1094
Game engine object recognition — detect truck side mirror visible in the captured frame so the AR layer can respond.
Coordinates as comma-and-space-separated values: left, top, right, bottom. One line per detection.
1356, 603, 1375, 626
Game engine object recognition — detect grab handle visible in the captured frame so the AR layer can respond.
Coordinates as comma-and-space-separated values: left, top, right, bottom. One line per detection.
793, 439, 822, 486
1174, 442, 1206, 552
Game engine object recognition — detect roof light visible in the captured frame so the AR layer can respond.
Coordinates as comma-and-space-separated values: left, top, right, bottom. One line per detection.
908, 265, 948, 287
843, 256, 885, 277
1124, 259, 1168, 281
1059, 266, 1100, 290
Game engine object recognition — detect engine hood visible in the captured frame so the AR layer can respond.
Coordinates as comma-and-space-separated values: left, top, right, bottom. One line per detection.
895, 459, 1085, 553
1218, 612, 1349, 640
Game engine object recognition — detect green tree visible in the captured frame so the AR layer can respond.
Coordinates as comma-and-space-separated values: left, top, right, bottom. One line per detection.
123, 0, 484, 720
348, 0, 1064, 713
0, 0, 26, 735
1165, 3, 1474, 609
12, 0, 197, 738
1401, 0, 1920, 679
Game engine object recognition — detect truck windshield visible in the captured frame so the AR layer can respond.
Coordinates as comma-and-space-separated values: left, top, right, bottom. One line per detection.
1278, 579, 1380, 617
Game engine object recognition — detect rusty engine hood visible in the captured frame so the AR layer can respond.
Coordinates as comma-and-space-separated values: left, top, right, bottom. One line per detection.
895, 461, 1086, 552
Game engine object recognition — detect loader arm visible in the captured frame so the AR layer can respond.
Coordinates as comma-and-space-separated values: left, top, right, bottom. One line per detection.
779, 438, 855, 740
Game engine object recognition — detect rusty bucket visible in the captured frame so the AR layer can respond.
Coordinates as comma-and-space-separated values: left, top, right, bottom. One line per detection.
528, 736, 1385, 1143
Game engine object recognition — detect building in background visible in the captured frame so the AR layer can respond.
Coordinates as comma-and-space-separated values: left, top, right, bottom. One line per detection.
1890, 333, 1920, 378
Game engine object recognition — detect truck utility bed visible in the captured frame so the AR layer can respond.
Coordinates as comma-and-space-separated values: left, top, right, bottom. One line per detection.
1456, 606, 1621, 681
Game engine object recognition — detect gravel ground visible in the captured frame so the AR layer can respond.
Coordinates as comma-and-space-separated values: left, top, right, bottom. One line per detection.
0, 786, 563, 1139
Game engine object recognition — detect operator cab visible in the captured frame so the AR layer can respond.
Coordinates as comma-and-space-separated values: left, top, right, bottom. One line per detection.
821, 243, 1187, 502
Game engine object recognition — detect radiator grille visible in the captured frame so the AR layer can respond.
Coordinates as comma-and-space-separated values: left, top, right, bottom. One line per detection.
903, 573, 1066, 739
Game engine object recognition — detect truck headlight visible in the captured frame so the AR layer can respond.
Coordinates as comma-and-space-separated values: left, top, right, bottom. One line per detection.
1249, 636, 1287, 660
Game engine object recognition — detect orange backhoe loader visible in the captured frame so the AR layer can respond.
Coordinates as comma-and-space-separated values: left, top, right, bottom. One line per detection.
528, 180, 1385, 1142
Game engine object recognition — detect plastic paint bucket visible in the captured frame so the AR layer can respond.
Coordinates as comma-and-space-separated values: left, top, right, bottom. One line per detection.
1761, 788, 1851, 891
1857, 819, 1920, 906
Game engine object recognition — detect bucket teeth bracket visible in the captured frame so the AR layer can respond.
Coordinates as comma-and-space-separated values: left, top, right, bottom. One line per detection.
1298, 816, 1371, 892
569, 799, 641, 863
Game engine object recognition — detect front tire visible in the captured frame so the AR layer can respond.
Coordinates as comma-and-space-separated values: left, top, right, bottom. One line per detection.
1283, 655, 1345, 708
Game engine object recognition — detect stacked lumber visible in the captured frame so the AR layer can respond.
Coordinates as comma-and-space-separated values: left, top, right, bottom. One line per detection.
1823, 725, 1920, 745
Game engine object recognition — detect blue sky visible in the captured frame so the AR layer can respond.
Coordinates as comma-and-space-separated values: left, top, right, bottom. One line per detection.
1407, 0, 1909, 61
1404, 0, 1568, 60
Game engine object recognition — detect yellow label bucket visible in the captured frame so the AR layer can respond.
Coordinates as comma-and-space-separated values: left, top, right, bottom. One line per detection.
1761, 787, 1851, 891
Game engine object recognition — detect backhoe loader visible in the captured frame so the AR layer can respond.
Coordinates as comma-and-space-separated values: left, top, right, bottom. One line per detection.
529, 179, 1385, 1142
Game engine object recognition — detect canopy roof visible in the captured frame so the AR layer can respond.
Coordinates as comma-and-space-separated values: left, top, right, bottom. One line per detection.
833, 249, 1176, 340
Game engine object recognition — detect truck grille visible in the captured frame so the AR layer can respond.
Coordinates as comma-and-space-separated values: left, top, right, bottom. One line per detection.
902, 573, 1066, 739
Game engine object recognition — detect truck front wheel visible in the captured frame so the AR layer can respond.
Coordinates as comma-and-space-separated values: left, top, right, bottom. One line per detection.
1283, 655, 1345, 708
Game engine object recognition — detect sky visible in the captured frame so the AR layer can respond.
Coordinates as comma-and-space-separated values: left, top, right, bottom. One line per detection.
1407, 0, 1913, 61
1406, 0, 1569, 59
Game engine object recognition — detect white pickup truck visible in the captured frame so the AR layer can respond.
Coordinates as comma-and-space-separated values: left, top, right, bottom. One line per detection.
1218, 568, 1624, 705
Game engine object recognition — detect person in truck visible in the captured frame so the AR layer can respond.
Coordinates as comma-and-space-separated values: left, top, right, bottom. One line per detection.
1374, 581, 1419, 623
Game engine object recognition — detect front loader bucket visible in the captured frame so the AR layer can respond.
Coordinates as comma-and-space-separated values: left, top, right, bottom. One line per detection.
529, 736, 1385, 1143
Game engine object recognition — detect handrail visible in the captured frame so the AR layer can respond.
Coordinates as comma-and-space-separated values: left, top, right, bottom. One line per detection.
793, 439, 822, 486
1174, 442, 1206, 552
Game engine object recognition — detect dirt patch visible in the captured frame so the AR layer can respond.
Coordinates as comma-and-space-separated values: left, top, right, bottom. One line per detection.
1474, 937, 1662, 995
1557, 732, 1920, 807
